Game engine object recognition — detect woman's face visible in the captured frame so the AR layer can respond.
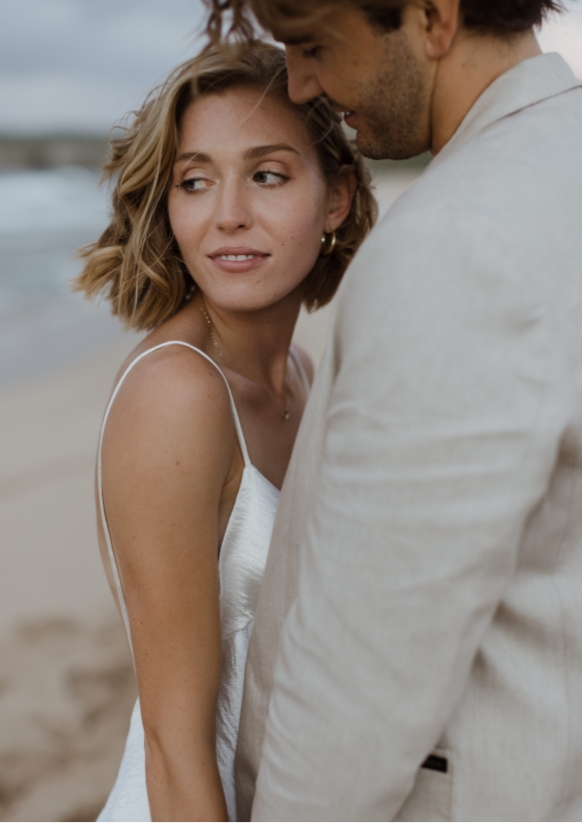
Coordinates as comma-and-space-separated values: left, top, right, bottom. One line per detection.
168, 86, 346, 312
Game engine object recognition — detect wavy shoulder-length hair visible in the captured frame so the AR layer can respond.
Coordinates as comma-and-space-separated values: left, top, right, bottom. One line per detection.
74, 42, 377, 331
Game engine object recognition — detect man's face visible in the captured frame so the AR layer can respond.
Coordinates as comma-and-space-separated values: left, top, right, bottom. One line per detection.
284, 5, 434, 160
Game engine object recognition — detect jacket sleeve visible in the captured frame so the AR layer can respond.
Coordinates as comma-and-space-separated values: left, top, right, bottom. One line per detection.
251, 212, 564, 821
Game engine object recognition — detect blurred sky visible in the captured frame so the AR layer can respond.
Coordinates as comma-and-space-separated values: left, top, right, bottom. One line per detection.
0, 0, 581, 135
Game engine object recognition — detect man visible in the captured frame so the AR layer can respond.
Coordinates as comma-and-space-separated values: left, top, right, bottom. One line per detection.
206, 1, 582, 819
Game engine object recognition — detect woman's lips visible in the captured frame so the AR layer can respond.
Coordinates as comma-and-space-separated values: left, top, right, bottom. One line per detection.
208, 250, 270, 273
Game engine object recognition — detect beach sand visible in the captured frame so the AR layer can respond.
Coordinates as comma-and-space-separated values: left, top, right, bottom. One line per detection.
0, 169, 419, 821
0, 340, 138, 822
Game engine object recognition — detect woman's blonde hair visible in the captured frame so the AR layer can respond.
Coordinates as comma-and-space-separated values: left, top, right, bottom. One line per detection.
74, 42, 377, 331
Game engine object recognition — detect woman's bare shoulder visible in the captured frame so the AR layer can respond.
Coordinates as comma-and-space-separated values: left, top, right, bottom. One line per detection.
103, 342, 235, 479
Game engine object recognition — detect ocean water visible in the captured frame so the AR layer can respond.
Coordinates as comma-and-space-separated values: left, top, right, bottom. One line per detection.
0, 168, 134, 389
0, 167, 108, 314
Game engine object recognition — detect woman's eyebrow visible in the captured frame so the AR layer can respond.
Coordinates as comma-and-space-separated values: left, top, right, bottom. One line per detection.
175, 151, 211, 164
174, 144, 299, 165
244, 143, 300, 160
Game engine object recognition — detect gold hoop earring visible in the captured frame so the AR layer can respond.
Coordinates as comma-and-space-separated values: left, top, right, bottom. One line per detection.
321, 231, 337, 256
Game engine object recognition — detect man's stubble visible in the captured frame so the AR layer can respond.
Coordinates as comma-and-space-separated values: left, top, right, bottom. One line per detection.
353, 28, 432, 161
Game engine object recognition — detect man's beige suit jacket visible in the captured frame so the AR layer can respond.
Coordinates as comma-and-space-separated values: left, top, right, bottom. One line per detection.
235, 54, 582, 821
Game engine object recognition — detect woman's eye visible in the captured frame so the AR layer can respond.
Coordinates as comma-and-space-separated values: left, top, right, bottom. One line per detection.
254, 170, 289, 186
177, 178, 210, 193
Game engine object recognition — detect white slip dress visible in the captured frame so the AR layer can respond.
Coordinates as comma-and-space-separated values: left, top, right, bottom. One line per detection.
96, 341, 308, 822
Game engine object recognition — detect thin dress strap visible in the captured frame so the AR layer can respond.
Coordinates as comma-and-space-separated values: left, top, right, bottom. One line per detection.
97, 340, 250, 652
289, 346, 311, 394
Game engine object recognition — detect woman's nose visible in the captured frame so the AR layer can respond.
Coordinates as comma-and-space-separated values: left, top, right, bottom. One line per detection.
214, 179, 253, 233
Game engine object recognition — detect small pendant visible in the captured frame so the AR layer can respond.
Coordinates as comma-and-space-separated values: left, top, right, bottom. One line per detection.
283, 409, 290, 420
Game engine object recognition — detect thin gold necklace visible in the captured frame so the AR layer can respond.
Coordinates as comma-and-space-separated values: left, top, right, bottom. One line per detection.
197, 300, 224, 358
196, 300, 291, 420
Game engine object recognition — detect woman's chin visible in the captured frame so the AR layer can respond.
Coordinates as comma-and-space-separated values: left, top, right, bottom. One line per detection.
201, 285, 304, 315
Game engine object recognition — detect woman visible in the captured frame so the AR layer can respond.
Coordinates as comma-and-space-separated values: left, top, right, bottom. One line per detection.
75, 42, 376, 821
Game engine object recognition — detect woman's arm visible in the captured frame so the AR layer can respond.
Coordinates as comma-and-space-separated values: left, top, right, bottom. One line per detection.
101, 346, 237, 822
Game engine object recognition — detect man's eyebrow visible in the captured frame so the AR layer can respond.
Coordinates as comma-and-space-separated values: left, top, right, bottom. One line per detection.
244, 144, 300, 160
281, 36, 314, 46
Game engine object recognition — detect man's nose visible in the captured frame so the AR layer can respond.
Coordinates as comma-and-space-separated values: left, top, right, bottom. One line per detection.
285, 46, 325, 104
215, 179, 253, 233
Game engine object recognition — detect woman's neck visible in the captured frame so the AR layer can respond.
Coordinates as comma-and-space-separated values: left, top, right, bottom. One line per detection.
186, 290, 303, 396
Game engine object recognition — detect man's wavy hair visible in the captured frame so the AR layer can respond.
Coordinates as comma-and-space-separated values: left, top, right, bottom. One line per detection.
206, 0, 563, 45
74, 42, 377, 331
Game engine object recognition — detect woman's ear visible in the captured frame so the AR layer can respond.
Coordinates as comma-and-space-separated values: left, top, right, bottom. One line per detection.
325, 165, 357, 232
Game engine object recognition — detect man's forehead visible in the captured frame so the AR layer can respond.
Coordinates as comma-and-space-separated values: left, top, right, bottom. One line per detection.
271, 7, 366, 46
260, 2, 355, 44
